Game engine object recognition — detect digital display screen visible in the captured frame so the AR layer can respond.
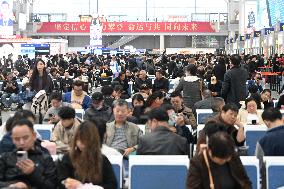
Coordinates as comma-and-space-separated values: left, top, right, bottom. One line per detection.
21, 44, 50, 58
0, 0, 13, 36
267, 0, 284, 26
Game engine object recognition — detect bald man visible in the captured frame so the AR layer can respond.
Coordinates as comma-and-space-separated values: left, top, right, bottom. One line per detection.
193, 89, 214, 111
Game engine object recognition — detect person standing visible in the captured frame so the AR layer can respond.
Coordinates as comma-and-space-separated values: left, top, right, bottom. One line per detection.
221, 55, 248, 107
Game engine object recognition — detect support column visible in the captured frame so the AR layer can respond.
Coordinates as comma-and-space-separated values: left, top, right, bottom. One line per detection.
160, 35, 165, 51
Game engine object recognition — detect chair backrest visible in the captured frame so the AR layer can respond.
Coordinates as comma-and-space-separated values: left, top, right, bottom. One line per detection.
137, 124, 146, 135
264, 156, 284, 189
281, 110, 284, 117
240, 156, 260, 189
75, 109, 85, 120
244, 125, 267, 156
196, 109, 213, 124
129, 155, 189, 189
106, 155, 123, 189
273, 100, 278, 108
34, 124, 54, 140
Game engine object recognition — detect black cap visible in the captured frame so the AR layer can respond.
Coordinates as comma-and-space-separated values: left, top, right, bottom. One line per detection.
140, 84, 150, 90
92, 92, 104, 101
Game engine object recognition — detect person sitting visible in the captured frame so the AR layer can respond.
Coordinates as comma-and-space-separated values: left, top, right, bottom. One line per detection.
57, 121, 118, 189
197, 103, 246, 153
132, 94, 147, 124
277, 94, 284, 110
0, 110, 37, 154
237, 97, 264, 125
105, 99, 142, 156
1, 72, 20, 110
133, 70, 152, 93
193, 89, 215, 112
89, 118, 121, 156
84, 92, 112, 123
208, 76, 222, 97
170, 91, 197, 129
256, 108, 284, 158
61, 71, 73, 93
51, 106, 81, 154
0, 119, 57, 189
247, 72, 263, 93
206, 97, 225, 120
137, 108, 189, 155
145, 91, 164, 113
43, 92, 70, 124
113, 72, 130, 99
251, 89, 274, 110
153, 70, 169, 93
133, 83, 151, 100
101, 85, 115, 107
162, 104, 194, 144
63, 80, 91, 110
187, 132, 252, 189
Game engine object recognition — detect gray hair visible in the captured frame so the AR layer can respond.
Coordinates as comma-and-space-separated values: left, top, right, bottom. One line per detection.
113, 99, 128, 108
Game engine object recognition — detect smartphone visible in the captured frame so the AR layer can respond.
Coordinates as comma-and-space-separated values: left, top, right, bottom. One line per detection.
49, 113, 54, 118
252, 120, 257, 125
17, 151, 28, 162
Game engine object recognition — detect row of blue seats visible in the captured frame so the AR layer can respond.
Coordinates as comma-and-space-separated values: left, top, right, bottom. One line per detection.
51, 155, 284, 189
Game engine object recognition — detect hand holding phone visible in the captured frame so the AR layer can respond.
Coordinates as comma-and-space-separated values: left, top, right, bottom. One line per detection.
17, 151, 28, 162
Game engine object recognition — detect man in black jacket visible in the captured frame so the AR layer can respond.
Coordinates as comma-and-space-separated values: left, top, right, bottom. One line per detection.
0, 119, 57, 189
153, 70, 169, 93
1, 72, 19, 109
221, 54, 248, 108
137, 108, 189, 156
133, 70, 152, 93
84, 92, 112, 123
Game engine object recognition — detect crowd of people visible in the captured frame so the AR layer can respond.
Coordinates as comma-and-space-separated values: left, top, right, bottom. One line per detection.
0, 52, 283, 188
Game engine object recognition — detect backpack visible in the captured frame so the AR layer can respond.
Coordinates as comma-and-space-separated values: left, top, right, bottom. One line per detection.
31, 90, 49, 116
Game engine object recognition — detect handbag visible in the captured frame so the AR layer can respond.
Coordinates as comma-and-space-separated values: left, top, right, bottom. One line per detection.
203, 150, 215, 189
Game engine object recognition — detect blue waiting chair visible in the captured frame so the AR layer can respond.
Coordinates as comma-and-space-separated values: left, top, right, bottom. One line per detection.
196, 109, 213, 124
244, 125, 267, 156
34, 124, 54, 140
107, 155, 123, 189
240, 156, 260, 189
129, 155, 189, 189
265, 157, 284, 189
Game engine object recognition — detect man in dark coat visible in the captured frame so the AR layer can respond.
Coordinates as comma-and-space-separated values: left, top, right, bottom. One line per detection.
221, 55, 248, 107
137, 108, 189, 156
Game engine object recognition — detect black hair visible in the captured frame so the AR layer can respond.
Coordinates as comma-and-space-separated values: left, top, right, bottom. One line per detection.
12, 119, 34, 132
73, 80, 84, 88
14, 110, 36, 122
204, 120, 227, 138
262, 89, 271, 95
146, 91, 164, 107
248, 85, 258, 94
58, 106, 76, 119
49, 92, 62, 101
262, 107, 282, 122
222, 103, 239, 113
186, 64, 197, 76
230, 54, 241, 66
170, 90, 182, 98
208, 131, 236, 158
132, 94, 145, 107
161, 104, 175, 112
101, 85, 114, 96
245, 97, 257, 109
277, 95, 284, 109
211, 97, 225, 112
147, 108, 169, 122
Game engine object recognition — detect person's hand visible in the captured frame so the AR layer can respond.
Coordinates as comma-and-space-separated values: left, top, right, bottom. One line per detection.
49, 115, 59, 123
9, 182, 28, 189
123, 147, 135, 156
198, 144, 208, 155
169, 127, 177, 133
234, 120, 244, 129
212, 92, 218, 96
176, 114, 185, 126
64, 178, 82, 189
16, 159, 35, 175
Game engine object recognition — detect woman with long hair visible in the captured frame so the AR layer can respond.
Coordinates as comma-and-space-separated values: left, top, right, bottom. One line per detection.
29, 59, 53, 94
57, 121, 117, 189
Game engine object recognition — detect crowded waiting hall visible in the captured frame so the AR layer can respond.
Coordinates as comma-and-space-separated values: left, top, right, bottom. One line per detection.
0, 0, 284, 189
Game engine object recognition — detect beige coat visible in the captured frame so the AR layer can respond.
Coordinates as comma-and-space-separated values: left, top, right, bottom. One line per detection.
105, 121, 143, 149
51, 118, 81, 154
237, 109, 264, 125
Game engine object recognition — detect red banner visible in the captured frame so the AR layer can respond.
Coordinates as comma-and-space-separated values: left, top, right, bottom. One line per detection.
36, 22, 217, 33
